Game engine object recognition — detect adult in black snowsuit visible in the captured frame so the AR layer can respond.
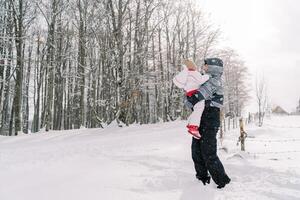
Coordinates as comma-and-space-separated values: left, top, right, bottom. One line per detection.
185, 58, 231, 189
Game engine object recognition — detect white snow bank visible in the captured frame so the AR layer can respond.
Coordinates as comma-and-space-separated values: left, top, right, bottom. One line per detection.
1, 116, 300, 200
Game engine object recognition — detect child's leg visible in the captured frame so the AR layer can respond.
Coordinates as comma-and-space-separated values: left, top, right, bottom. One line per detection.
188, 100, 205, 126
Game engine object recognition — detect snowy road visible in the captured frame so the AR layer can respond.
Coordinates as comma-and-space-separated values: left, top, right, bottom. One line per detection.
1, 116, 300, 200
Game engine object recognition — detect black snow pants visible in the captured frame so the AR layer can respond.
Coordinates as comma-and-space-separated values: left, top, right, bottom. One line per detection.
191, 103, 230, 186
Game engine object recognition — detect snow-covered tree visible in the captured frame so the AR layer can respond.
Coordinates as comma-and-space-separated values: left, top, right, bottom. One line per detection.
0, 0, 250, 135
256, 73, 268, 126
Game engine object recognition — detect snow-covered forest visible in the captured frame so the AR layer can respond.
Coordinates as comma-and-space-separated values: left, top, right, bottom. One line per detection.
0, 0, 249, 135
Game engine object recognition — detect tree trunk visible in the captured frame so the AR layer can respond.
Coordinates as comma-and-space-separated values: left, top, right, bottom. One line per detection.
12, 0, 24, 135
22, 45, 32, 133
45, 0, 58, 132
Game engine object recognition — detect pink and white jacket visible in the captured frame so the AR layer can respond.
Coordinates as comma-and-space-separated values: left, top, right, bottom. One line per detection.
173, 67, 209, 96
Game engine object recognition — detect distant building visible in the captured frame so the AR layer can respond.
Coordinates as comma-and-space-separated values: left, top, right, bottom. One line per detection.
272, 106, 289, 115
296, 98, 300, 114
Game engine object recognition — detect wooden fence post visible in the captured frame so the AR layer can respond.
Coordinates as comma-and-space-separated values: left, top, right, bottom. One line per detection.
223, 116, 226, 132
239, 118, 246, 151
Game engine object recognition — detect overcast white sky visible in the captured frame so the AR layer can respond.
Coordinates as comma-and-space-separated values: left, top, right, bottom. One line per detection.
196, 0, 300, 113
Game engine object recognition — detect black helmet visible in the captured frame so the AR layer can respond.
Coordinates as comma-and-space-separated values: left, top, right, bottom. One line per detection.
204, 58, 223, 67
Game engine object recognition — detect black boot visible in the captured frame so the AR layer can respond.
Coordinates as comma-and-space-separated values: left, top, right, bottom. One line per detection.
196, 175, 211, 185
217, 176, 231, 189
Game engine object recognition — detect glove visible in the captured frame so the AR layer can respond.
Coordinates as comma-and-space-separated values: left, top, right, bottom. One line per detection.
187, 95, 200, 106
184, 96, 194, 110
184, 91, 206, 110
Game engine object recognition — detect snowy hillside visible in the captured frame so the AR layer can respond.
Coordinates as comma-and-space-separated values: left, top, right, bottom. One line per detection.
1, 116, 300, 200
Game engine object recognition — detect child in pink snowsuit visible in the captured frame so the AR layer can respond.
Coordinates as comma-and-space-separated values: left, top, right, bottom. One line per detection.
173, 59, 209, 139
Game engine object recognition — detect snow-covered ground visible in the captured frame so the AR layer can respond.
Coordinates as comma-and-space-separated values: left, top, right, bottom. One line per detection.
1, 115, 300, 200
